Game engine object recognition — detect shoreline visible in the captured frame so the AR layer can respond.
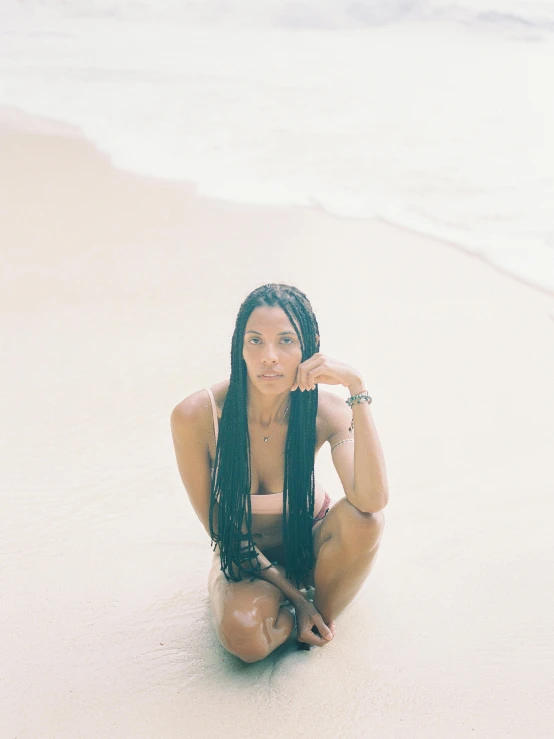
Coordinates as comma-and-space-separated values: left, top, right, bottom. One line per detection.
2, 103, 553, 302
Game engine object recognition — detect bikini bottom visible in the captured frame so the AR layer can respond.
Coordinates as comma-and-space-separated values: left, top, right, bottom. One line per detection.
311, 491, 332, 527
254, 493, 332, 573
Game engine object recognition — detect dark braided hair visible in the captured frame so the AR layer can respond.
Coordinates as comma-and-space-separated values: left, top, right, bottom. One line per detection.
208, 283, 320, 587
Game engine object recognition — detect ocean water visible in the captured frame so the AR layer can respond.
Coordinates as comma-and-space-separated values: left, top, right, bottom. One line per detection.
1, 0, 554, 293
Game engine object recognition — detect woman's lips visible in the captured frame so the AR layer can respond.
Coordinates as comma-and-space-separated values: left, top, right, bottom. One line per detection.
259, 374, 283, 380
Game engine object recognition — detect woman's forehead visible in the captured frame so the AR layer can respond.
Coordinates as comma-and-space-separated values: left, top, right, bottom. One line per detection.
245, 305, 298, 334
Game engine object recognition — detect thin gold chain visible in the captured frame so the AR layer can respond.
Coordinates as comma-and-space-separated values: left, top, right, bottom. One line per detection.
248, 399, 291, 443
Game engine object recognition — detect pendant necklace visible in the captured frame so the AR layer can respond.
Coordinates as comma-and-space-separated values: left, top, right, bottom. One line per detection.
248, 400, 291, 443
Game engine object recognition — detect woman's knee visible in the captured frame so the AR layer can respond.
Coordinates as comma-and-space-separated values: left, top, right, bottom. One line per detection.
217, 606, 273, 663
337, 500, 385, 555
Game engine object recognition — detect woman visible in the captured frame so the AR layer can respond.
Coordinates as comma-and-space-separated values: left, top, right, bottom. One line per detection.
170, 283, 388, 662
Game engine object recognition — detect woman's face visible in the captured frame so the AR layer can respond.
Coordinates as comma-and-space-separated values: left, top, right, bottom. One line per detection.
242, 305, 303, 392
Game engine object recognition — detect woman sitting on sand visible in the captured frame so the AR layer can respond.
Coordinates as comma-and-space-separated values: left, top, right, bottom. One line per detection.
170, 283, 388, 662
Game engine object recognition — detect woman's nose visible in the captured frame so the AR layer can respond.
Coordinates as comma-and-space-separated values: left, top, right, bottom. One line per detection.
262, 343, 279, 363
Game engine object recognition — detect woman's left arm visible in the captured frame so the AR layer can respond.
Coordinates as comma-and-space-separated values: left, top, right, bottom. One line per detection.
292, 356, 389, 514
344, 374, 389, 514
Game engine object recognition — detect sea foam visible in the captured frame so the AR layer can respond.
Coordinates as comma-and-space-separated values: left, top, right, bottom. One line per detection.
1, 0, 553, 293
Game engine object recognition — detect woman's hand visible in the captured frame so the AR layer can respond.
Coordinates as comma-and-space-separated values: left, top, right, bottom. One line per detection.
291, 353, 361, 392
293, 597, 335, 647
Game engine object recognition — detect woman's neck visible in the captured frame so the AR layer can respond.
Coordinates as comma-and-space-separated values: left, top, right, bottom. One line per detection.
246, 385, 292, 428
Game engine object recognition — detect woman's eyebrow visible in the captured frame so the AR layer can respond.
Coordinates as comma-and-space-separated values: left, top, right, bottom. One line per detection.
245, 330, 296, 335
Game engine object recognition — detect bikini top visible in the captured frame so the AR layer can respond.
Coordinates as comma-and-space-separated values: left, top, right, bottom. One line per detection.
205, 387, 284, 514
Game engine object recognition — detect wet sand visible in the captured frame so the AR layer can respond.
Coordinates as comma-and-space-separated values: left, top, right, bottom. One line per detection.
1, 109, 553, 739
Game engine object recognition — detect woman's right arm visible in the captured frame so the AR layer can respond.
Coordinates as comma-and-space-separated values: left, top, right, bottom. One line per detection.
170, 393, 214, 537
250, 546, 333, 646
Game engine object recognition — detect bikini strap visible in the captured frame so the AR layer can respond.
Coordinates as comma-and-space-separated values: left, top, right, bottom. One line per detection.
205, 387, 219, 442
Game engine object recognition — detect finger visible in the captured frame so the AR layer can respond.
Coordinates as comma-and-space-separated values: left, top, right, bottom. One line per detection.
291, 366, 302, 392
299, 629, 327, 647
304, 370, 315, 391
300, 357, 324, 391
309, 623, 332, 646
298, 623, 327, 646
305, 367, 325, 391
293, 362, 306, 391
297, 363, 309, 392
290, 376, 298, 392
314, 615, 333, 641
298, 354, 322, 378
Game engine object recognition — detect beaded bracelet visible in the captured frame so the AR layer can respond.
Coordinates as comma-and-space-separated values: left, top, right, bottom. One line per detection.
346, 390, 372, 407
346, 390, 372, 431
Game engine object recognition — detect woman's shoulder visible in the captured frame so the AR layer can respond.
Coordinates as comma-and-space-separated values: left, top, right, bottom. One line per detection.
170, 380, 229, 428
210, 379, 230, 416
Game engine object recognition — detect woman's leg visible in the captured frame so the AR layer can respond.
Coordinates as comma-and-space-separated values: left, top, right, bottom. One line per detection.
309, 497, 385, 625
208, 552, 295, 663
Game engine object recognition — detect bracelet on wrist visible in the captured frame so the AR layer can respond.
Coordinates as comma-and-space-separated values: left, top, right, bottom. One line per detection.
346, 390, 372, 407
346, 390, 372, 432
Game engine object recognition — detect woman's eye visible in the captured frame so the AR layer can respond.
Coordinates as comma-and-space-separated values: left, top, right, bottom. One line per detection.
247, 337, 294, 345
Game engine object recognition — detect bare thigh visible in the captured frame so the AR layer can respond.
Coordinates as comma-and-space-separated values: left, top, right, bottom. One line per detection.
208, 552, 287, 616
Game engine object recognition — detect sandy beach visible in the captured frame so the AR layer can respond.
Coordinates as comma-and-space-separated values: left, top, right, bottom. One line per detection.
1, 110, 554, 739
